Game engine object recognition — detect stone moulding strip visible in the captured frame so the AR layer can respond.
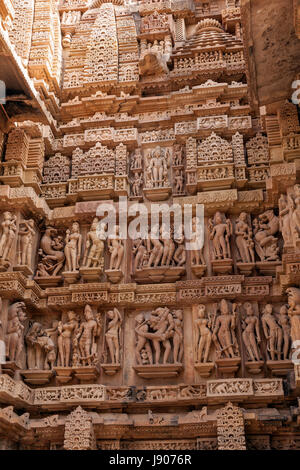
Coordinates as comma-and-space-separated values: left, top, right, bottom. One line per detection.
0, 375, 284, 411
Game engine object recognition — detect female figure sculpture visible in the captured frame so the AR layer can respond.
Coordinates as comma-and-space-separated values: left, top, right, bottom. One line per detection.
64, 222, 82, 272
57, 311, 78, 367
18, 219, 35, 266
241, 302, 261, 362
108, 225, 124, 270
173, 309, 184, 364
235, 212, 255, 263
105, 308, 122, 364
5, 302, 27, 364
195, 304, 212, 363
0, 212, 17, 263
261, 304, 283, 361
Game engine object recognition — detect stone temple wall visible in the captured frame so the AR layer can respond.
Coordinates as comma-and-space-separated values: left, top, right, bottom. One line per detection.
0, 0, 300, 450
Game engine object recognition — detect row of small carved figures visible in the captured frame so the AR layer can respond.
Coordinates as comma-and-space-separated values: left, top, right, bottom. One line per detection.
0, 202, 299, 275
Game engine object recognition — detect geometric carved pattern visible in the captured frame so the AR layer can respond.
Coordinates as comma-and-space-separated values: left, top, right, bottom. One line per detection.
246, 133, 270, 166
217, 402, 246, 450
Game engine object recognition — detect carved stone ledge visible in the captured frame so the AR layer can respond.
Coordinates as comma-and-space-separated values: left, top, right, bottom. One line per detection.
1, 361, 21, 379
53, 367, 73, 385
215, 358, 241, 377
191, 264, 207, 278
143, 186, 172, 201
134, 364, 183, 379
34, 276, 62, 288
62, 271, 80, 284
106, 269, 123, 284
133, 266, 185, 284
211, 259, 233, 275
20, 370, 53, 386
236, 262, 255, 276
256, 261, 281, 276
245, 361, 264, 375
266, 360, 294, 377
101, 364, 121, 376
13, 265, 34, 277
194, 362, 215, 378
79, 267, 103, 282
73, 366, 100, 384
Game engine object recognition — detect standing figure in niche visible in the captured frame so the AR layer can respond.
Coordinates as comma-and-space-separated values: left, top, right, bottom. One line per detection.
147, 224, 163, 267
174, 233, 186, 266
75, 304, 100, 366
235, 212, 255, 263
212, 299, 239, 359
5, 302, 27, 364
289, 184, 300, 246
241, 302, 261, 362
172, 309, 184, 364
105, 308, 122, 364
64, 222, 82, 271
57, 310, 78, 367
261, 304, 283, 361
82, 218, 105, 268
278, 305, 291, 360
132, 238, 147, 271
160, 223, 175, 266
108, 225, 124, 270
190, 217, 205, 266
18, 219, 35, 266
0, 212, 17, 262
208, 212, 232, 260
279, 194, 293, 246
195, 304, 212, 363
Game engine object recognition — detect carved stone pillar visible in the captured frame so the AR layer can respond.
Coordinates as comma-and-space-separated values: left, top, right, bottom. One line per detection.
217, 402, 246, 450
64, 406, 96, 450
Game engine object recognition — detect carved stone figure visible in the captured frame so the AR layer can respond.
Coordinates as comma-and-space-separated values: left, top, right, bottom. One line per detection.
195, 305, 212, 363
209, 212, 232, 260
135, 313, 153, 366
134, 307, 182, 365
26, 322, 56, 370
104, 308, 122, 364
108, 226, 124, 270
261, 304, 283, 361
190, 217, 205, 266
235, 213, 255, 263
241, 302, 261, 362
132, 238, 147, 271
212, 300, 239, 359
278, 305, 291, 360
279, 194, 293, 247
131, 149, 142, 169
64, 222, 82, 272
0, 211, 17, 268
74, 305, 101, 366
36, 227, 65, 277
17, 219, 35, 267
146, 146, 169, 188
5, 302, 27, 364
287, 287, 300, 344
57, 311, 78, 367
288, 184, 300, 247
132, 173, 143, 197
82, 218, 105, 268
253, 210, 280, 262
